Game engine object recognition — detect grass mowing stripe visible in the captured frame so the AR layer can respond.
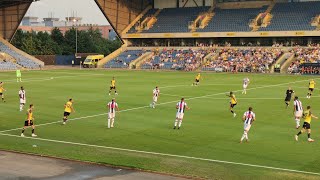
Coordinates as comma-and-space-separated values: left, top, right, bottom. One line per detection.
1, 132, 320, 176
1, 77, 316, 133
2, 74, 104, 83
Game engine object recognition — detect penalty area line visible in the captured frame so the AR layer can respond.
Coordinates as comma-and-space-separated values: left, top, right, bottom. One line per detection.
0, 133, 319, 176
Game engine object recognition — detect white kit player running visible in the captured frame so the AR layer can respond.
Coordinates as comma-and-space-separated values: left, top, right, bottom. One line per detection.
242, 77, 250, 94
107, 98, 119, 128
173, 98, 190, 129
293, 96, 303, 129
19, 86, 26, 112
150, 86, 160, 108
240, 107, 256, 143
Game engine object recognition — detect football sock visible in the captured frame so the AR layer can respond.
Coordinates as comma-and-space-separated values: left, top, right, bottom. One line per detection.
19, 104, 23, 111
295, 119, 300, 127
107, 119, 110, 128
63, 117, 67, 122
308, 133, 311, 139
111, 119, 114, 126
297, 131, 302, 136
174, 120, 178, 127
231, 110, 234, 114
178, 120, 182, 128
32, 129, 35, 134
21, 128, 25, 133
285, 102, 289, 106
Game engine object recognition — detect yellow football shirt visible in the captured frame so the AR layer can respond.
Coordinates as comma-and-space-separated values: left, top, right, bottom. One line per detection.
230, 95, 237, 104
309, 80, 315, 89
303, 110, 312, 124
64, 101, 73, 113
27, 109, 33, 120
111, 80, 116, 87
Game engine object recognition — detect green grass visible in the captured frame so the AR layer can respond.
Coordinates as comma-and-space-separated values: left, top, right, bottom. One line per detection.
1, 69, 320, 180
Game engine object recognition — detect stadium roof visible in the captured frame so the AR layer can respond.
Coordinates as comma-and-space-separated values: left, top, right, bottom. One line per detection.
0, 0, 35, 8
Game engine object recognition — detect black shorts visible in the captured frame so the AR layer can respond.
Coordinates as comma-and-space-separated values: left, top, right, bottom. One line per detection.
24, 120, 33, 126
64, 112, 71, 117
230, 103, 237, 108
195, 79, 200, 83
285, 97, 291, 102
0, 93, 2, 95
110, 86, 116, 90
303, 122, 311, 129
309, 88, 314, 92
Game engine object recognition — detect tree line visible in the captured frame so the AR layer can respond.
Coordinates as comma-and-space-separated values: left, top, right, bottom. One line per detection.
11, 27, 122, 56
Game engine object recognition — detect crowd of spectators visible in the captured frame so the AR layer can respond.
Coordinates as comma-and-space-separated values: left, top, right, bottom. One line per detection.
203, 48, 283, 73
143, 48, 213, 70
288, 46, 320, 74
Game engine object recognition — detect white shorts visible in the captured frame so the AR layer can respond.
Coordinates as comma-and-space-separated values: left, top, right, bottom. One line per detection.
153, 96, 158, 102
108, 112, 115, 119
243, 84, 248, 89
295, 110, 303, 118
244, 123, 251, 131
176, 112, 184, 119
20, 99, 26, 104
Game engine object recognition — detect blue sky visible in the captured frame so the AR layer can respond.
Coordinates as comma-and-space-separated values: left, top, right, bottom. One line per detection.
26, 0, 109, 25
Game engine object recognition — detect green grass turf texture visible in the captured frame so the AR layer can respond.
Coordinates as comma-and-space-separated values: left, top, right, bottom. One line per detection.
1, 69, 320, 180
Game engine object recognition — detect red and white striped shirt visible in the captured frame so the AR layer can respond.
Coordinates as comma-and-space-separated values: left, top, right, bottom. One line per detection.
176, 101, 187, 113
243, 111, 255, 125
153, 88, 160, 97
294, 100, 303, 112
107, 101, 118, 113
19, 90, 25, 100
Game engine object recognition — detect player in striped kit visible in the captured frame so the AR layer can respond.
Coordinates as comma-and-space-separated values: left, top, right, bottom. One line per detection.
293, 96, 303, 129
150, 86, 160, 108
242, 77, 250, 94
107, 98, 119, 128
19, 86, 26, 112
173, 98, 190, 129
240, 107, 256, 143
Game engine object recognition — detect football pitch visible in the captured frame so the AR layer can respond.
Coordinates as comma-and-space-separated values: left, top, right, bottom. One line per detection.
1, 69, 320, 180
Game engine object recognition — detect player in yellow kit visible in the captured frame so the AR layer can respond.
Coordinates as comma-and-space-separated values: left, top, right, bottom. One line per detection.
0, 82, 6, 102
109, 77, 118, 95
295, 106, 318, 142
192, 73, 201, 86
62, 98, 74, 125
21, 104, 37, 137
227, 91, 237, 117
307, 79, 315, 99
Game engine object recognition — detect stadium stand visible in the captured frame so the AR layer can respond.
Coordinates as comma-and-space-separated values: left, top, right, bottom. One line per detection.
139, 7, 209, 33
128, 8, 159, 33
260, 2, 320, 31
0, 60, 18, 70
202, 48, 283, 73
141, 48, 212, 70
288, 47, 320, 74
104, 50, 146, 68
199, 6, 267, 32
0, 41, 41, 69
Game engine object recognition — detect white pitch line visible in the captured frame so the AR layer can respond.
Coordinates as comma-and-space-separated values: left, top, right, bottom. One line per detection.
160, 93, 192, 97
1, 77, 317, 133
161, 83, 241, 89
0, 132, 319, 176
0, 105, 150, 133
